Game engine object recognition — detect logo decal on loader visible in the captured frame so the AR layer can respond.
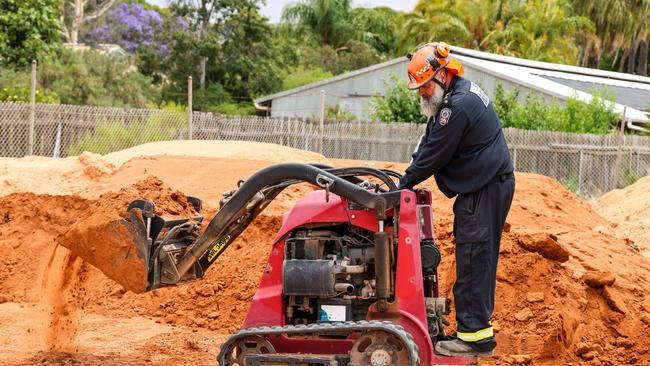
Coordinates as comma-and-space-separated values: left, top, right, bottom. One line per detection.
208, 234, 231, 262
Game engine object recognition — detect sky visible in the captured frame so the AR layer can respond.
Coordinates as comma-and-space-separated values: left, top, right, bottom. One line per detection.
147, 0, 420, 22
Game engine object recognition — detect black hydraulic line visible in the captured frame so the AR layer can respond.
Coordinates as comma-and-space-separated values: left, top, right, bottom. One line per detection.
379, 168, 403, 181
324, 167, 399, 191
171, 163, 400, 282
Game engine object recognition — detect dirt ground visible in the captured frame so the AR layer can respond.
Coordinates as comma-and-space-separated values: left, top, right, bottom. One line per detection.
0, 141, 649, 365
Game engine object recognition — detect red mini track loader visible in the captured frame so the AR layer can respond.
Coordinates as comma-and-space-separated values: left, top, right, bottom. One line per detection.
114, 163, 476, 365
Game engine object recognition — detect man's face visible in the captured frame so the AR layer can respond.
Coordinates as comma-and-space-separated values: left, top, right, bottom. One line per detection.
418, 71, 446, 118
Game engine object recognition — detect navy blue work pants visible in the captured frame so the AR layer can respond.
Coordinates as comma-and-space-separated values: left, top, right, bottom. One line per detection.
452, 174, 515, 338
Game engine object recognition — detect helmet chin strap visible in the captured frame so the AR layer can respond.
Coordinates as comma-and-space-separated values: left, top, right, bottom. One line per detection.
431, 68, 448, 93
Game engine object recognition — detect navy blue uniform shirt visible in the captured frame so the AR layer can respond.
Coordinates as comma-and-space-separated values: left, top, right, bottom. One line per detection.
398, 76, 513, 197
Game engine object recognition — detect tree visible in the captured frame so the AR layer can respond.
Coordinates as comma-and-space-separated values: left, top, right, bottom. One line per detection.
59, 0, 119, 44
0, 0, 60, 66
397, 0, 593, 65
211, 2, 286, 98
38, 48, 160, 107
349, 6, 399, 55
282, 0, 355, 47
169, 0, 260, 88
85, 4, 166, 53
573, 0, 649, 75
83, 3, 188, 83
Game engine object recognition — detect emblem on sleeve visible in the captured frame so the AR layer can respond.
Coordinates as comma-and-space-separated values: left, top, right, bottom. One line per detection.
439, 108, 452, 126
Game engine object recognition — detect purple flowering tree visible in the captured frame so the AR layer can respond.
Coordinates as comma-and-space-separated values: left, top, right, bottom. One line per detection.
85, 3, 185, 57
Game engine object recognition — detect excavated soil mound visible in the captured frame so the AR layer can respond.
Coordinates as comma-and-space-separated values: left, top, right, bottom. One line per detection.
594, 175, 650, 257
1, 144, 649, 365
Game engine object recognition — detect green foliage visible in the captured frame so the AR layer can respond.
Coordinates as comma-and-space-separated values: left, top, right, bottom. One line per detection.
621, 169, 640, 187
282, 66, 333, 90
299, 41, 382, 76
326, 103, 357, 121
207, 101, 256, 115
0, 0, 60, 66
563, 175, 580, 195
282, 0, 355, 47
398, 0, 593, 65
67, 105, 186, 155
348, 6, 399, 55
369, 75, 425, 124
0, 68, 60, 102
494, 83, 620, 134
190, 83, 231, 111
38, 48, 160, 107
0, 86, 59, 103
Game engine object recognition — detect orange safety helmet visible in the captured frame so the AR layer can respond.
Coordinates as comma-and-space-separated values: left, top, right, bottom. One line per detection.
406, 42, 464, 90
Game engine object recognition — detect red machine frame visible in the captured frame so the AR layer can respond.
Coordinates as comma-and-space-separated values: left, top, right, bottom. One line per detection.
243, 189, 474, 365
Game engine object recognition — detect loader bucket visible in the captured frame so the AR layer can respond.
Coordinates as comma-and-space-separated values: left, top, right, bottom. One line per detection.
60, 198, 203, 293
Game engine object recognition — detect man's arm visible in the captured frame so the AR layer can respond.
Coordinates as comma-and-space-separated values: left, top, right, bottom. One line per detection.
399, 107, 469, 189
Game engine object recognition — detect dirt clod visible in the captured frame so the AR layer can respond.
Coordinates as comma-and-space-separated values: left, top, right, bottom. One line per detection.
525, 292, 544, 303
602, 286, 628, 314
582, 271, 616, 288
514, 308, 534, 322
516, 233, 570, 262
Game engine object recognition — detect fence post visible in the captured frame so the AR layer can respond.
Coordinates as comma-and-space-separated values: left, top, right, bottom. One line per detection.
319, 90, 325, 154
578, 149, 583, 195
512, 145, 517, 171
188, 76, 193, 140
28, 60, 37, 156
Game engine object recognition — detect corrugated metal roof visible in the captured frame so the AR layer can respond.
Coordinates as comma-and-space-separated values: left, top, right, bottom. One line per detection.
538, 75, 650, 111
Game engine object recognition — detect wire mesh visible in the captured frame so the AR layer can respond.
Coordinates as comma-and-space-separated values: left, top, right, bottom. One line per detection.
1, 102, 649, 199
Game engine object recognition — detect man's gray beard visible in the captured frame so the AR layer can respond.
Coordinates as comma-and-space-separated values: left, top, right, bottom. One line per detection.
420, 85, 445, 118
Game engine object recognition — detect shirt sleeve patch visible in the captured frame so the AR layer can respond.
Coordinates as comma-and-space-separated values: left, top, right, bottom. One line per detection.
470, 82, 489, 107
439, 108, 452, 126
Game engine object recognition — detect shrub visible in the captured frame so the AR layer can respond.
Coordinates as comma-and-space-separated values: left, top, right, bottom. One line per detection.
39, 48, 161, 108
282, 66, 333, 90
621, 169, 640, 187
369, 75, 425, 123
326, 103, 358, 121
208, 102, 257, 116
0, 86, 59, 103
494, 83, 620, 134
67, 104, 186, 155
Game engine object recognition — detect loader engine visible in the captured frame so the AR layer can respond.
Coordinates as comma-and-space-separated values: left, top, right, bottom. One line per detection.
283, 226, 379, 325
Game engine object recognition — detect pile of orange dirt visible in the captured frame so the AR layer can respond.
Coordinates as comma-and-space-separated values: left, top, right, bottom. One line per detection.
593, 175, 650, 257
59, 176, 199, 293
339, 160, 650, 365
0, 143, 649, 365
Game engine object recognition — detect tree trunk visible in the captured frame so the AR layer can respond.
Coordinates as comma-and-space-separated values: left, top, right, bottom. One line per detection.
581, 39, 592, 67
618, 48, 630, 72
637, 39, 648, 76
70, 0, 84, 44
627, 41, 638, 74
199, 20, 209, 89
200, 58, 206, 88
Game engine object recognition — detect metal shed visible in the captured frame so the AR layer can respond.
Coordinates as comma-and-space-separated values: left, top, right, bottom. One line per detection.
255, 46, 650, 130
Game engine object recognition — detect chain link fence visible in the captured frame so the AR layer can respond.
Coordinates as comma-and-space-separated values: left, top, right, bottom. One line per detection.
2, 102, 649, 198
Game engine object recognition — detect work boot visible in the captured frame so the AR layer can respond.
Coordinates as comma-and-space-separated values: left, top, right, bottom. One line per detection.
435, 336, 496, 357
